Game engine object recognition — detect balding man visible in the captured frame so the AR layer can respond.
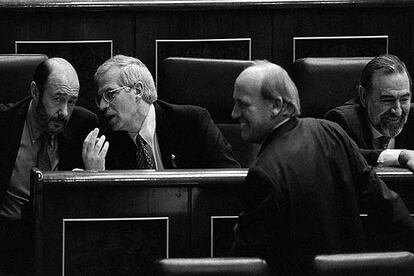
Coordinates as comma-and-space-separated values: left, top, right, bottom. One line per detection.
0, 57, 97, 273
231, 60, 414, 275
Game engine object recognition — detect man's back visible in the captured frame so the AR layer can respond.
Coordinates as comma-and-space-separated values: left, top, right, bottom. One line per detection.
235, 117, 413, 274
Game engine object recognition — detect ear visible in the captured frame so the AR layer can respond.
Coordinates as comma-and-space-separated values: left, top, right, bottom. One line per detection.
30, 81, 40, 102
359, 85, 368, 108
270, 96, 283, 117
134, 81, 144, 97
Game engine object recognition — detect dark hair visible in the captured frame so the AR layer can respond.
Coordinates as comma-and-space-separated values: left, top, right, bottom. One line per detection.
33, 60, 51, 98
360, 54, 412, 94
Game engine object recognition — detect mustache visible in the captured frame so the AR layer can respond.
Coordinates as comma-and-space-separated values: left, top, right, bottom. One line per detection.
380, 110, 407, 122
49, 114, 68, 125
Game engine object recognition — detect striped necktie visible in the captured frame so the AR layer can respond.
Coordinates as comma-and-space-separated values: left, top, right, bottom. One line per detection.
135, 135, 155, 169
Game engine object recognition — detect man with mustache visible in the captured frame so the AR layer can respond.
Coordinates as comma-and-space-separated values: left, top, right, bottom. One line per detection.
82, 55, 239, 170
0, 57, 97, 273
325, 54, 414, 169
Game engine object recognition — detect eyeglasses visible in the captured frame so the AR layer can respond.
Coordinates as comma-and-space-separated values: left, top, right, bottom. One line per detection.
95, 86, 129, 107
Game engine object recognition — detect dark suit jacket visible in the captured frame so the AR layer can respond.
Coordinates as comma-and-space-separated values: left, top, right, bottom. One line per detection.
233, 117, 414, 275
104, 100, 240, 169
324, 98, 414, 165
0, 97, 97, 201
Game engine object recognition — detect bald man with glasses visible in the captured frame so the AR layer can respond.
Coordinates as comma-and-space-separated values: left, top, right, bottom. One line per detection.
82, 55, 239, 170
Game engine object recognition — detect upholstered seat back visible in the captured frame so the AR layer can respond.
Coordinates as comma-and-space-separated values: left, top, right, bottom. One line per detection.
292, 57, 371, 118
313, 251, 414, 276
158, 57, 259, 167
155, 257, 270, 276
0, 54, 48, 104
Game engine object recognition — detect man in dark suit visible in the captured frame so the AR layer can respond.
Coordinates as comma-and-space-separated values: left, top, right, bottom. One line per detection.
231, 60, 414, 275
82, 55, 239, 170
325, 54, 414, 168
0, 57, 97, 273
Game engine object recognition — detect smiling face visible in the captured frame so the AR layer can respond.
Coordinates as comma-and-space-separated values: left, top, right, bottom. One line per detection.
96, 66, 148, 132
362, 71, 411, 137
33, 58, 79, 135
231, 69, 278, 144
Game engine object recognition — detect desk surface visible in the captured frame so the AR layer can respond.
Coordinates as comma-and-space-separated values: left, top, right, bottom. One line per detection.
33, 166, 413, 186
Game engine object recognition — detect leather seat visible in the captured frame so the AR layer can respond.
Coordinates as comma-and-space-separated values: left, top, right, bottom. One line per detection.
313, 251, 414, 276
158, 57, 259, 167
291, 57, 371, 118
155, 257, 270, 276
0, 54, 48, 104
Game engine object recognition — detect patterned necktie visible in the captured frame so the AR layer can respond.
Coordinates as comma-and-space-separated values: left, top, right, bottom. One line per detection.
37, 133, 52, 171
135, 135, 155, 169
377, 136, 391, 150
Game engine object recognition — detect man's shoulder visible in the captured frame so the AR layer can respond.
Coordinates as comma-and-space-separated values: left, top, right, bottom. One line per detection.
0, 97, 30, 123
155, 100, 210, 122
71, 105, 97, 118
156, 100, 207, 113
325, 101, 361, 118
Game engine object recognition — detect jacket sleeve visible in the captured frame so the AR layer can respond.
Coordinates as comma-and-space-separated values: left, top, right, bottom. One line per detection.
232, 167, 284, 258
342, 127, 414, 251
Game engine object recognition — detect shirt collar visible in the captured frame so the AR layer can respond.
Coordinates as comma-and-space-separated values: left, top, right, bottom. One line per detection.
368, 121, 386, 140
129, 104, 156, 147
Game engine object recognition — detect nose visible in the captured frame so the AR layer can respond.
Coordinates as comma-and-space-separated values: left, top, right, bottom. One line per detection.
390, 100, 402, 116
231, 104, 240, 120
60, 103, 69, 117
98, 98, 109, 110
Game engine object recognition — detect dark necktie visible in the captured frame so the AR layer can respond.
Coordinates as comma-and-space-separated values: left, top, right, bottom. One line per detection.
37, 133, 52, 171
135, 135, 155, 169
377, 136, 391, 150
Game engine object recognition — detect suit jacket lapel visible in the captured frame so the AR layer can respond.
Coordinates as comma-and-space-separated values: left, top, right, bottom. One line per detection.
356, 106, 374, 148
154, 101, 177, 169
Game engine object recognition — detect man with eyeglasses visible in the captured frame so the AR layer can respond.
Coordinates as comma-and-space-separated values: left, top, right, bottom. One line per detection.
0, 57, 97, 273
82, 54, 239, 170
325, 54, 414, 171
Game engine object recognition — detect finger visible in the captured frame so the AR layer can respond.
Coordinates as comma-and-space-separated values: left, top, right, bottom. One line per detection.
87, 128, 99, 152
95, 135, 106, 153
82, 130, 95, 156
99, 141, 109, 158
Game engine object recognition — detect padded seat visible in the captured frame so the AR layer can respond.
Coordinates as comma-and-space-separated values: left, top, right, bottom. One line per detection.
313, 251, 414, 276
155, 257, 270, 276
292, 57, 371, 118
158, 57, 259, 167
0, 54, 48, 104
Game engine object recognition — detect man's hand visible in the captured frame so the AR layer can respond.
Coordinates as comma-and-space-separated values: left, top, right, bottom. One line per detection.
82, 128, 109, 170
398, 150, 414, 172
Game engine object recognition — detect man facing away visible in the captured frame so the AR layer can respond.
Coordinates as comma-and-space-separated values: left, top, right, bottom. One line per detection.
325, 54, 414, 168
82, 54, 240, 170
0, 57, 97, 273
231, 60, 414, 275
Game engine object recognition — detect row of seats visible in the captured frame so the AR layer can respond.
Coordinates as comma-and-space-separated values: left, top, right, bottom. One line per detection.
155, 251, 414, 275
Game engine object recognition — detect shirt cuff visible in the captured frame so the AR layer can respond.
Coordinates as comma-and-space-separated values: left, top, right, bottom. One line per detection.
377, 149, 403, 166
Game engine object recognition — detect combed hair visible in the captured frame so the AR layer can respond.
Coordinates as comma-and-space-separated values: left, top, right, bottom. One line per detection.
94, 55, 157, 103
360, 54, 412, 94
253, 60, 301, 117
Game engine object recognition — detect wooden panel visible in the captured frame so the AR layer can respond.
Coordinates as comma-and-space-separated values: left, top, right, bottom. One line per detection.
273, 7, 411, 74
135, 10, 272, 76
31, 168, 414, 275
